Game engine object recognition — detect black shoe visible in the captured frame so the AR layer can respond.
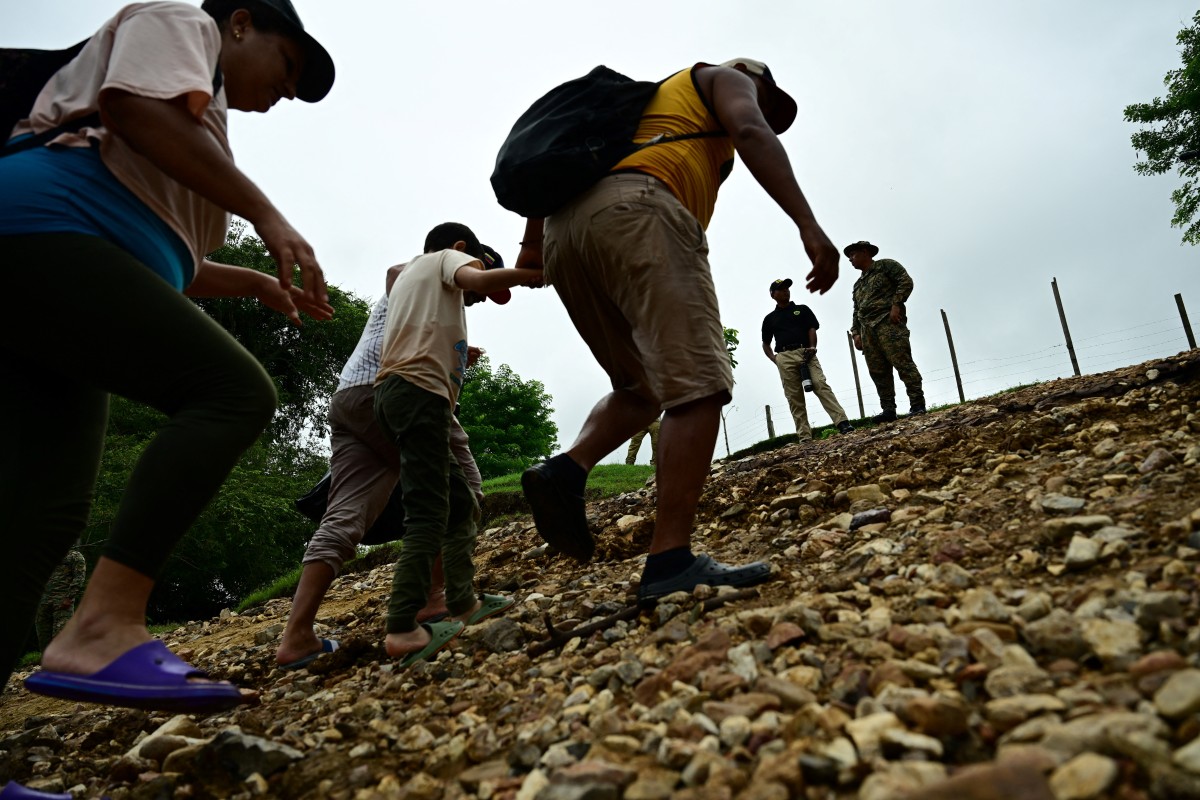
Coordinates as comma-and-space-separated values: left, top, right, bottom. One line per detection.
521, 462, 594, 562
837, 421, 854, 434
909, 405, 927, 415
637, 554, 771, 604
872, 409, 897, 423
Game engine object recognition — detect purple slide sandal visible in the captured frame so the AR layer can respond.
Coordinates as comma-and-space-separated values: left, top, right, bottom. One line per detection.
0, 783, 110, 800
25, 639, 245, 713
0, 782, 73, 799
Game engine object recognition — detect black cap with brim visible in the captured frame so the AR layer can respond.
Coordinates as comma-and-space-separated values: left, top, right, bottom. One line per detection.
294, 33, 334, 102
255, 0, 335, 102
769, 278, 793, 294
480, 244, 511, 305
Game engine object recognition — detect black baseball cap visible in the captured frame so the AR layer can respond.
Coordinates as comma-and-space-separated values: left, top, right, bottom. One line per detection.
479, 244, 511, 305
245, 0, 335, 102
769, 278, 793, 294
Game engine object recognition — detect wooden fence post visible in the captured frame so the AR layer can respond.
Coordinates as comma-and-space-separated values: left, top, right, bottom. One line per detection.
765, 404, 775, 439
847, 331, 865, 418
1051, 277, 1081, 376
941, 309, 966, 403
1177, 293, 1197, 350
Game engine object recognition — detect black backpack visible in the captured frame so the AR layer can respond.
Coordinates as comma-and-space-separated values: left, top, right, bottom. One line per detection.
490, 65, 726, 218
1, 38, 222, 158
294, 471, 407, 546
1, 40, 92, 155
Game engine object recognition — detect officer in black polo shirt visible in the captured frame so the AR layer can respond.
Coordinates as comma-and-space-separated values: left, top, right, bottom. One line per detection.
762, 278, 853, 439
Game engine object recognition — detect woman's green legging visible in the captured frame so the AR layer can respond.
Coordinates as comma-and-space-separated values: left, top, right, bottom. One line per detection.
0, 233, 277, 687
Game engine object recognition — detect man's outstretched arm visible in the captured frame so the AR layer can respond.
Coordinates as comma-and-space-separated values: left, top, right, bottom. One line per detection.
703, 67, 839, 294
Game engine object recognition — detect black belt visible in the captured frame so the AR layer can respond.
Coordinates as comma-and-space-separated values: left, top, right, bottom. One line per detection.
776, 344, 807, 353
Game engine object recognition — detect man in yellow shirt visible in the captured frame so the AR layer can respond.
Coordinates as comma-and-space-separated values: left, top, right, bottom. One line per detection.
515, 59, 839, 603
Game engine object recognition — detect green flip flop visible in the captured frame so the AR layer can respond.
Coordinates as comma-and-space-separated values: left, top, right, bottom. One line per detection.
399, 620, 464, 668
460, 593, 514, 627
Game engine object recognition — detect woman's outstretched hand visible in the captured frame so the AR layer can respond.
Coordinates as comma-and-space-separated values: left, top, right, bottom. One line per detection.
255, 212, 328, 308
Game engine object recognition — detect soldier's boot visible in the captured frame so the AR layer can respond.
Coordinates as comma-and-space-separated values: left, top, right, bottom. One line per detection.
873, 409, 897, 424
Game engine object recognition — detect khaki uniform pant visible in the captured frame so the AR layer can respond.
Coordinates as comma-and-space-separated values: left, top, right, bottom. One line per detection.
774, 351, 848, 439
625, 419, 661, 464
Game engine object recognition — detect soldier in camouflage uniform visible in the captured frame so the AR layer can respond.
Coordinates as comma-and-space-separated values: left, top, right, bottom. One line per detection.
846, 241, 925, 422
36, 546, 87, 650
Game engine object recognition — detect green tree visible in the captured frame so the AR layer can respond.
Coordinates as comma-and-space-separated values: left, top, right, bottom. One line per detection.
724, 326, 740, 369
194, 222, 371, 443
82, 397, 330, 620
1126, 11, 1200, 244
458, 355, 558, 479
148, 441, 327, 619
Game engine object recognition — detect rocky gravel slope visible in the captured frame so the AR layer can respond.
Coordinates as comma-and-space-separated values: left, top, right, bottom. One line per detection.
2, 351, 1199, 800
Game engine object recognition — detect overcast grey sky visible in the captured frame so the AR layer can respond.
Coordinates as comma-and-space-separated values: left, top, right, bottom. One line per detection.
7, 1, 1198, 461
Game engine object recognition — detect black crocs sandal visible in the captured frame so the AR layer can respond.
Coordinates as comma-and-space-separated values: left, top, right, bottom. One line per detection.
637, 554, 771, 604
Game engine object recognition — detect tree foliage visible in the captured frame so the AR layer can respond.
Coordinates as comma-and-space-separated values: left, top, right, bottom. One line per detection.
194, 222, 371, 443
724, 326, 740, 369
458, 355, 558, 479
1125, 10, 1200, 244
82, 226, 367, 621
83, 399, 330, 620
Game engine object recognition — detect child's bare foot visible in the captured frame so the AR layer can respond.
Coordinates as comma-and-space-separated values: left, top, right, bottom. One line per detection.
416, 590, 449, 623
384, 626, 431, 659
451, 598, 482, 625
451, 594, 514, 627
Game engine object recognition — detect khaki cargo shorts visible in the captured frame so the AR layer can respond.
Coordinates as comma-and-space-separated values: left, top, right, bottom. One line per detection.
544, 173, 734, 409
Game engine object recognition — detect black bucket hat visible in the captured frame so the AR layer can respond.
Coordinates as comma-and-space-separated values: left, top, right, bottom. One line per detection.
252, 0, 335, 102
843, 240, 880, 258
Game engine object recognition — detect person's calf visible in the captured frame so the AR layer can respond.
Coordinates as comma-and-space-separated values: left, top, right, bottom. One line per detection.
651, 393, 725, 554
567, 389, 660, 470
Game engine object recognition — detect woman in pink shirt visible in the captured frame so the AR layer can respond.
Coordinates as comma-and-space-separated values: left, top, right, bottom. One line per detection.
0, 0, 335, 718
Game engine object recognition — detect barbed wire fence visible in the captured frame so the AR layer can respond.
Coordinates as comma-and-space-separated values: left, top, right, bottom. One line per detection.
716, 288, 1196, 457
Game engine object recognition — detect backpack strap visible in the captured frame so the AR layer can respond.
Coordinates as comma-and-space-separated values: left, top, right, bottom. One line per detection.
636, 129, 726, 149
632, 65, 727, 152
1, 67, 224, 158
